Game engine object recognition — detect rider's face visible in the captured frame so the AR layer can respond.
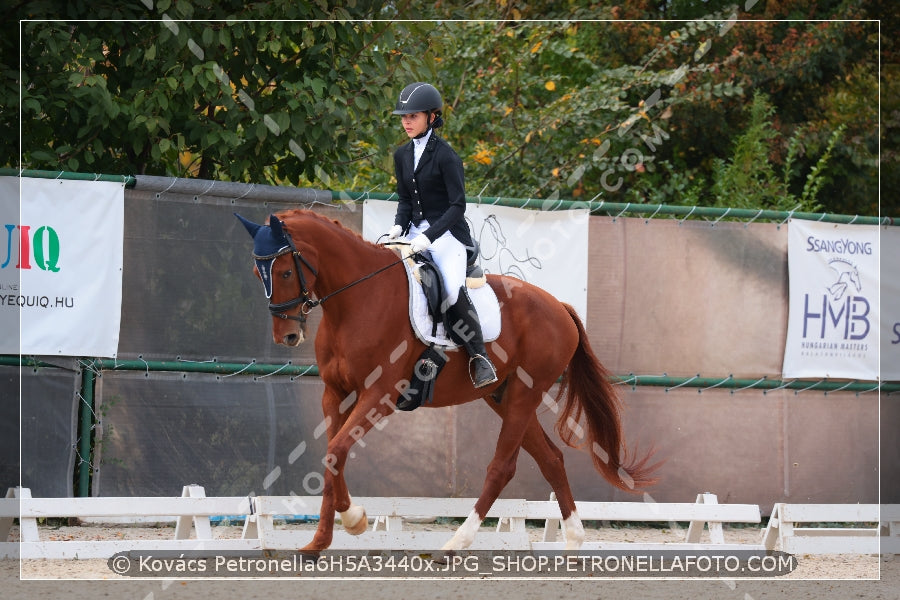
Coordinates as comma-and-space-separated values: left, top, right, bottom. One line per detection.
401, 112, 429, 138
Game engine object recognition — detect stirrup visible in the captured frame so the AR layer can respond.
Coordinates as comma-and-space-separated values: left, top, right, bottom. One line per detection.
469, 354, 498, 388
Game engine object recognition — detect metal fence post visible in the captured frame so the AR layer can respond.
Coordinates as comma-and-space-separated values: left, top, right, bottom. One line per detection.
77, 360, 95, 497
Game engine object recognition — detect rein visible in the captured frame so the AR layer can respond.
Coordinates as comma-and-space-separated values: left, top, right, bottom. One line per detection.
313, 252, 412, 307
260, 234, 413, 322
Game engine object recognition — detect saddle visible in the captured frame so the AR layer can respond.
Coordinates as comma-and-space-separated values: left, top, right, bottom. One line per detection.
390, 242, 486, 337
387, 242, 491, 411
416, 242, 485, 336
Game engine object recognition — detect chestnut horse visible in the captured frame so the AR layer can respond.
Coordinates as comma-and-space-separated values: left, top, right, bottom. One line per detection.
237, 208, 656, 552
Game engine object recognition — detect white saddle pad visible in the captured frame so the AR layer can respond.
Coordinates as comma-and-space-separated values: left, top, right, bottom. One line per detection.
392, 246, 501, 348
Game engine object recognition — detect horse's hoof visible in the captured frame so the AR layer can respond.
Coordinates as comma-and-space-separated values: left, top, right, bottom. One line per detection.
341, 505, 368, 535
441, 510, 480, 550
300, 542, 325, 554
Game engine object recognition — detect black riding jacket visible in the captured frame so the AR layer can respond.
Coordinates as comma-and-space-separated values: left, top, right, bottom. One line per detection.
393, 133, 474, 248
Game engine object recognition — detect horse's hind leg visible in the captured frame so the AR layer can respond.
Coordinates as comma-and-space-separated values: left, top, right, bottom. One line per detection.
482, 400, 584, 550
518, 415, 584, 549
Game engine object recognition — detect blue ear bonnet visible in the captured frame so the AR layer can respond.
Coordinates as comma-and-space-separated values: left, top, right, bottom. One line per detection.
235, 213, 291, 298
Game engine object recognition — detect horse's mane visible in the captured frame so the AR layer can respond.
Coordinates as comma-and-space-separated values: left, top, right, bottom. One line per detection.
276, 207, 396, 256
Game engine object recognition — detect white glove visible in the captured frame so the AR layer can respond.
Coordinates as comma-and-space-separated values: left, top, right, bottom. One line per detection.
387, 224, 403, 239
409, 233, 431, 254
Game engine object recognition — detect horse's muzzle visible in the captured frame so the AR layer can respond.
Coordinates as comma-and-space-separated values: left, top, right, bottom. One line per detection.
273, 317, 306, 347
279, 330, 305, 347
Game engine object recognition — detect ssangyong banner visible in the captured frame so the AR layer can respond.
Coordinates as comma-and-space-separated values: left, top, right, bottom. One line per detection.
783, 219, 879, 380
361, 199, 589, 323
882, 226, 900, 381
0, 176, 124, 357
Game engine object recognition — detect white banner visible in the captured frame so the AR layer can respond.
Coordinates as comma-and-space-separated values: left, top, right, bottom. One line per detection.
0, 177, 124, 357
882, 226, 900, 381
361, 199, 589, 322
783, 219, 879, 380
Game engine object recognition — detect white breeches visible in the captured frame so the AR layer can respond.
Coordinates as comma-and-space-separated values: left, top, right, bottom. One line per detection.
408, 220, 466, 305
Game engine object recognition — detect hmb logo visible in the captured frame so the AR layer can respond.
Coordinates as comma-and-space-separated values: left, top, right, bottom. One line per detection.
1, 224, 61, 272
802, 258, 870, 340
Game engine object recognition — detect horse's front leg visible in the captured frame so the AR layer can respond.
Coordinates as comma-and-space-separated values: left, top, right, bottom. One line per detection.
303, 387, 344, 552
322, 388, 368, 536
301, 389, 391, 552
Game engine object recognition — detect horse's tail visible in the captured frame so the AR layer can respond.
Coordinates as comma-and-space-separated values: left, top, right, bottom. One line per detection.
555, 303, 659, 493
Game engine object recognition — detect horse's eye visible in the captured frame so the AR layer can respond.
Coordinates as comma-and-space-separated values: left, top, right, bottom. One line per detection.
282, 270, 292, 279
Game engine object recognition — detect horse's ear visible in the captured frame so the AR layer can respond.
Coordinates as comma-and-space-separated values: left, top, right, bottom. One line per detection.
268, 214, 285, 239
234, 213, 261, 238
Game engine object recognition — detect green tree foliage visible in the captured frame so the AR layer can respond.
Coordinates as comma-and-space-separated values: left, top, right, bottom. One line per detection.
420, 0, 880, 216
873, 0, 900, 217
4, 1, 434, 185
704, 9, 878, 217
711, 90, 843, 212
426, 16, 746, 202
3, 0, 886, 216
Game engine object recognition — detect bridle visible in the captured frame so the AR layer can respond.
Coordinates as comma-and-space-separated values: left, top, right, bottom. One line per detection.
253, 231, 319, 323
254, 231, 413, 323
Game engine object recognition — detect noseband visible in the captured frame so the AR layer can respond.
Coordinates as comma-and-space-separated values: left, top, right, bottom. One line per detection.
253, 232, 319, 323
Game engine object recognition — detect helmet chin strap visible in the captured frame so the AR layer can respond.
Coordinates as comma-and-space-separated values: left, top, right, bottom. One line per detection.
414, 112, 443, 139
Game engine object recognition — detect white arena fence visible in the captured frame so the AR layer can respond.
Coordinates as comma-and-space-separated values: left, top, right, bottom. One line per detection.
1, 486, 897, 560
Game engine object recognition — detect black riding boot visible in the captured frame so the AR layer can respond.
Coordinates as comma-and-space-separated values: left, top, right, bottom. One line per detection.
445, 287, 498, 388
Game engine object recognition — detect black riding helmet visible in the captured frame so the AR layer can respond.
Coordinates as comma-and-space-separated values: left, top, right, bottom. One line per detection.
392, 82, 442, 114
392, 82, 444, 132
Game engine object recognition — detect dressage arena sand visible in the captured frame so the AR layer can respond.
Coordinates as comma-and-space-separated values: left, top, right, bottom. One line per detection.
3, 520, 899, 599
